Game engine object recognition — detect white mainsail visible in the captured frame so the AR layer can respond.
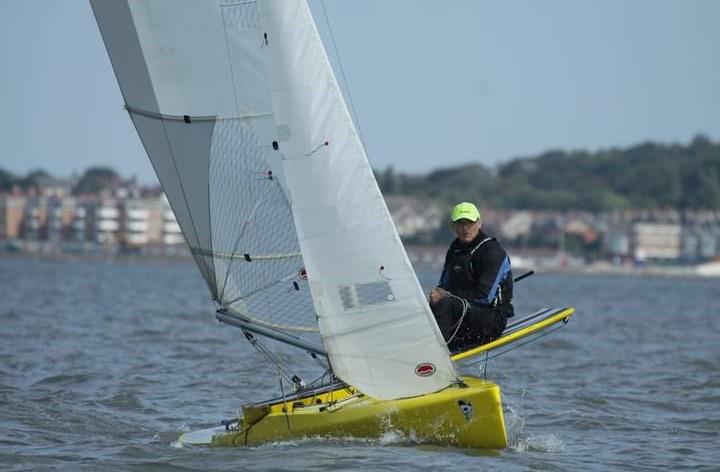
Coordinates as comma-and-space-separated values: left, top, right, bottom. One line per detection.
91, 0, 458, 400
90, 0, 317, 332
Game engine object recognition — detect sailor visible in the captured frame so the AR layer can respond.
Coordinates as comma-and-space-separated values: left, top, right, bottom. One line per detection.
429, 202, 514, 353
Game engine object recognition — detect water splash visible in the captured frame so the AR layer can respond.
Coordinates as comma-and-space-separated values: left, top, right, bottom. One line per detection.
504, 390, 527, 444
512, 433, 566, 453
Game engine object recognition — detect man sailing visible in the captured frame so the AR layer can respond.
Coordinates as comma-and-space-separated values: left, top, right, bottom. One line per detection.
429, 202, 514, 353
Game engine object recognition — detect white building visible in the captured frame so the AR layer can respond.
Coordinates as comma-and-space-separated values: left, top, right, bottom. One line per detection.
162, 202, 183, 245
632, 223, 682, 260
95, 200, 120, 244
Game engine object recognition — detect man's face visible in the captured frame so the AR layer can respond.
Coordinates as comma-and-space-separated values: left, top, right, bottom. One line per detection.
452, 219, 480, 244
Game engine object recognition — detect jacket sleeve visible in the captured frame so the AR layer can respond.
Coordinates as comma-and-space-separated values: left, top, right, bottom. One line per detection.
453, 242, 511, 306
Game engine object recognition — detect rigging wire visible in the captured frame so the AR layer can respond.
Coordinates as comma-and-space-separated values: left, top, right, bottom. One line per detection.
243, 330, 303, 389
318, 0, 369, 155
461, 323, 569, 370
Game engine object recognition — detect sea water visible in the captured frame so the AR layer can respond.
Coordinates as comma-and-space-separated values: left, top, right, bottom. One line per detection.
1, 256, 718, 471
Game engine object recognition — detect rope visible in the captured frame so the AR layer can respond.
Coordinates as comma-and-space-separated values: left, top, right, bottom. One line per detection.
242, 330, 302, 389
444, 292, 470, 346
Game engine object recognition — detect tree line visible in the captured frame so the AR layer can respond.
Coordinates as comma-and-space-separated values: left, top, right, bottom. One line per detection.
3, 135, 719, 210
377, 135, 720, 211
0, 167, 121, 195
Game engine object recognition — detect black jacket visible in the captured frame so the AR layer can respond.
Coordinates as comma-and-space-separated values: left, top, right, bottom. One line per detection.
438, 230, 513, 311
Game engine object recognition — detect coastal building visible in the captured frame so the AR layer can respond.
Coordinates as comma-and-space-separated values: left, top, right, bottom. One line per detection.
23, 197, 46, 241
124, 202, 151, 247
603, 226, 630, 257
385, 196, 442, 237
0, 194, 26, 240
631, 222, 682, 260
499, 211, 533, 241
93, 200, 121, 245
681, 225, 719, 261
46, 197, 75, 242
72, 204, 89, 242
162, 203, 183, 246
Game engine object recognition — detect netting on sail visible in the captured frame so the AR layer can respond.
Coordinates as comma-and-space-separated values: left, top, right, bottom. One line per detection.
127, 113, 317, 332
209, 117, 317, 331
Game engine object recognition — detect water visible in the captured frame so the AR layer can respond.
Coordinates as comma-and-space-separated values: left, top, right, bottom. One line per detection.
1, 256, 718, 471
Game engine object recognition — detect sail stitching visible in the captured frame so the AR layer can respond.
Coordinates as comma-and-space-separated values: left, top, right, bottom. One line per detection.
219, 4, 245, 125
190, 247, 301, 260
125, 105, 271, 122
220, 0, 256, 7
228, 309, 319, 333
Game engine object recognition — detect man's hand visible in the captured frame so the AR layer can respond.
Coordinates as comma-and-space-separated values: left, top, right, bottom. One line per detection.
428, 287, 448, 305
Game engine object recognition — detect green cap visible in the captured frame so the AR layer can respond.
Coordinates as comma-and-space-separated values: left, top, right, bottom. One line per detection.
451, 202, 481, 223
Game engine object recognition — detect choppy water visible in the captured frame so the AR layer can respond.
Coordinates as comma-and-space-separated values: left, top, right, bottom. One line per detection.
1, 255, 718, 471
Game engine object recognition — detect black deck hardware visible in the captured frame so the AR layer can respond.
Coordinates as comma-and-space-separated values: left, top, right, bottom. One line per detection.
513, 270, 535, 283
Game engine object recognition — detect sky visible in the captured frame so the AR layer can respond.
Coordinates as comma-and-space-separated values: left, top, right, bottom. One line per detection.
1, 0, 719, 183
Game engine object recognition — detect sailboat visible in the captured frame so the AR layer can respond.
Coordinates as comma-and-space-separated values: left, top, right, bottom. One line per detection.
90, 0, 575, 449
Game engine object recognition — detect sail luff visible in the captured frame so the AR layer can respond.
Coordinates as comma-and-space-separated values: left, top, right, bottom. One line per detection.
257, 0, 458, 400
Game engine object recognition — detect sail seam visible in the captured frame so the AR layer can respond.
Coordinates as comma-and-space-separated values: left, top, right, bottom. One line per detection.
219, 3, 244, 125
125, 105, 271, 122
190, 247, 301, 260
220, 0, 255, 7
226, 307, 319, 333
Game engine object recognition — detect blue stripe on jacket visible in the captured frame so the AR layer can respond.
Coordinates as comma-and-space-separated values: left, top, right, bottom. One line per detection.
472, 255, 511, 306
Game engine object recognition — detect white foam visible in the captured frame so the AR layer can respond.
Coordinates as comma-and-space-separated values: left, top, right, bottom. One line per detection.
511, 433, 566, 453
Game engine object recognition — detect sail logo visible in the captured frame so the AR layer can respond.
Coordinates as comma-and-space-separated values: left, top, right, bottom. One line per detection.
414, 363, 436, 377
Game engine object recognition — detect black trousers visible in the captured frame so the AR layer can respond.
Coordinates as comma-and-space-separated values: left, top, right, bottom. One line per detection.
432, 296, 510, 353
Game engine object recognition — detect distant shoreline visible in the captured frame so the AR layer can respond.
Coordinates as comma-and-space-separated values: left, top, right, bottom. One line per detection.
3, 246, 718, 278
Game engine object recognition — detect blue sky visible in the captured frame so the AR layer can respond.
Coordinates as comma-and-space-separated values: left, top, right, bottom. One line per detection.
1, 0, 719, 183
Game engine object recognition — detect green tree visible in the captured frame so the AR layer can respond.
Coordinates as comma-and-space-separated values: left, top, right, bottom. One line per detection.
73, 167, 120, 195
0, 168, 17, 191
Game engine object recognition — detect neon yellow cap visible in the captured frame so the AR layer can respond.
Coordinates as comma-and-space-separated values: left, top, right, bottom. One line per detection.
450, 202, 480, 223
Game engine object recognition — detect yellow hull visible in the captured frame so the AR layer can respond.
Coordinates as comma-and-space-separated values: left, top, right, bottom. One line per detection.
205, 375, 506, 449
452, 307, 575, 362
179, 308, 577, 449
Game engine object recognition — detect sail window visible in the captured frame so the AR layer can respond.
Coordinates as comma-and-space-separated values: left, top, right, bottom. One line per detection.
339, 282, 395, 311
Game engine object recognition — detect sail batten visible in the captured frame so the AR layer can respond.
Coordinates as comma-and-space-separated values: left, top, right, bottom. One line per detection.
126, 105, 274, 122
189, 247, 301, 261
